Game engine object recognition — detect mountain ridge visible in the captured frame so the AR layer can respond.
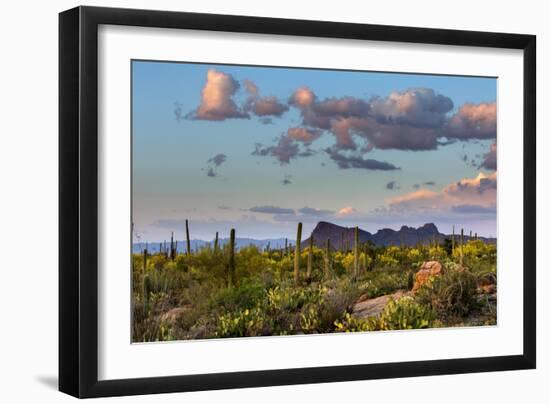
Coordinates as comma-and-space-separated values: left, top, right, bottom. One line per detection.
304, 221, 495, 249
132, 221, 495, 253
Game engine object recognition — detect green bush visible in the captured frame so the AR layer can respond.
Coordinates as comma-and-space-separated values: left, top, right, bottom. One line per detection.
334, 296, 434, 332
415, 269, 478, 318
371, 296, 435, 330
209, 280, 266, 312
215, 306, 269, 337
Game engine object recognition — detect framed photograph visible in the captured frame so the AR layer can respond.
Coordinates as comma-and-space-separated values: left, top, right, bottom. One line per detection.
59, 6, 536, 398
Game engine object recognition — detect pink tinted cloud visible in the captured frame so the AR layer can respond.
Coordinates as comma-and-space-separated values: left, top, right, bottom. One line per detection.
244, 80, 289, 117
480, 142, 497, 170
337, 206, 358, 217
445, 102, 496, 139
194, 69, 248, 121
369, 88, 453, 128
388, 172, 497, 214
289, 86, 316, 108
287, 127, 322, 144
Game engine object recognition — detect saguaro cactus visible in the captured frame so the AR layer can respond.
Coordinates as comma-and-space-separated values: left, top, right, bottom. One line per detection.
353, 226, 359, 280
142, 247, 149, 314
186, 219, 191, 256
214, 231, 219, 253
324, 238, 331, 279
228, 228, 236, 286
294, 222, 302, 284
143, 247, 148, 273
307, 235, 313, 281
460, 228, 464, 267
451, 225, 455, 254
170, 232, 174, 260
143, 273, 151, 315
285, 238, 288, 257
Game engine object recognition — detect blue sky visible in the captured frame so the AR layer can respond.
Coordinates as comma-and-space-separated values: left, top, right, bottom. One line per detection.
132, 60, 497, 242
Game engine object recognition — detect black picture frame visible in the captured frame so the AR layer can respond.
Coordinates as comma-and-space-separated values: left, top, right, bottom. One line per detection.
59, 5, 536, 398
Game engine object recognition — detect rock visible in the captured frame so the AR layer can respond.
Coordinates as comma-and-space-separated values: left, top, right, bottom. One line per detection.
160, 306, 190, 324
352, 290, 407, 319
412, 261, 443, 292
357, 293, 369, 303
478, 283, 497, 294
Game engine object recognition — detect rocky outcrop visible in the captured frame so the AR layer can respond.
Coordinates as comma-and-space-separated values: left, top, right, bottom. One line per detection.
412, 261, 443, 292
352, 290, 408, 319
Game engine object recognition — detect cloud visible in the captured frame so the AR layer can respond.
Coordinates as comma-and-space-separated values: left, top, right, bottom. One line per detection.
287, 87, 456, 151
289, 87, 316, 108
325, 147, 400, 170
205, 153, 227, 177
387, 172, 497, 216
249, 206, 295, 214
337, 206, 358, 217
252, 96, 289, 117
480, 142, 497, 170
424, 181, 436, 186
218, 205, 232, 210
208, 153, 227, 167
287, 127, 322, 144
252, 136, 300, 165
298, 206, 334, 217
369, 88, 454, 128
191, 70, 248, 121
244, 79, 289, 117
174, 102, 184, 122
386, 181, 399, 190
413, 184, 420, 189
445, 102, 496, 140
451, 204, 496, 214
287, 86, 496, 154
281, 175, 292, 185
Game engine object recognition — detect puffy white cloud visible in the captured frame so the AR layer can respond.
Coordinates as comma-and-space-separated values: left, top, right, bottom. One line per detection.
289, 86, 316, 108
244, 79, 289, 117
369, 88, 453, 128
445, 102, 496, 140
193, 70, 248, 121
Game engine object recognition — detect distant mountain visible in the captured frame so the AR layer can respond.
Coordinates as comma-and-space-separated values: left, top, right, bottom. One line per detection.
132, 237, 292, 254
305, 221, 495, 249
132, 222, 495, 253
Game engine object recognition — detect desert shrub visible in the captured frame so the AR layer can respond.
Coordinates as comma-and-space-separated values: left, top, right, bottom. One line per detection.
334, 313, 370, 332
427, 245, 447, 261
415, 269, 478, 319
375, 253, 399, 269
215, 305, 269, 337
355, 271, 407, 298
266, 283, 327, 312
370, 296, 435, 330
236, 245, 272, 279
209, 279, 266, 312
132, 291, 172, 342
335, 296, 434, 332
406, 248, 423, 265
